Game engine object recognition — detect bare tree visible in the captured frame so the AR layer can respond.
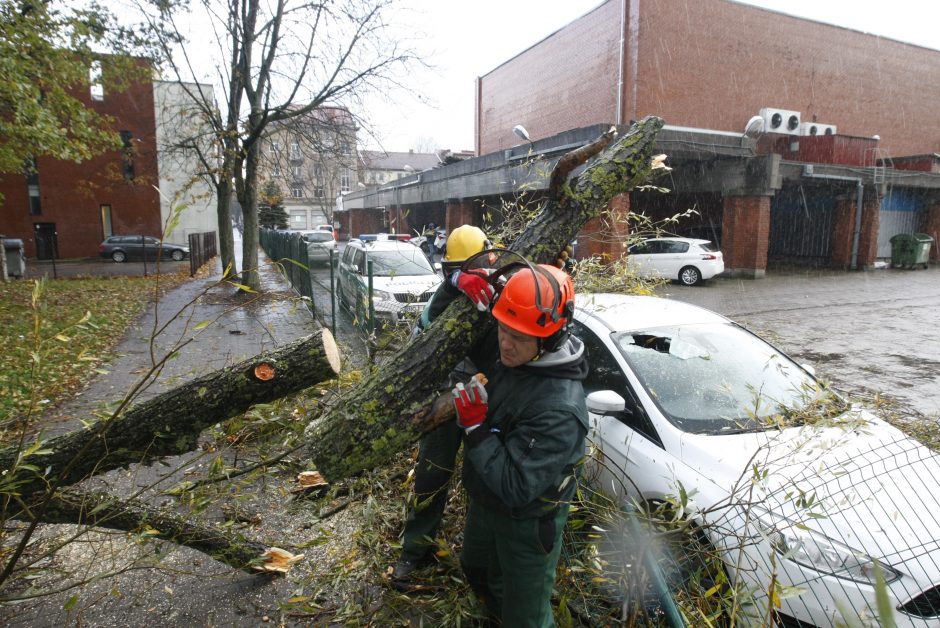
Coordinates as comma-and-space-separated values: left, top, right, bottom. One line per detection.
141, 0, 415, 289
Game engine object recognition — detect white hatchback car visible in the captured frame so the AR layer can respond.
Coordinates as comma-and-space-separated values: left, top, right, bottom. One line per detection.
299, 230, 337, 264
574, 293, 940, 626
627, 237, 724, 285
337, 236, 442, 325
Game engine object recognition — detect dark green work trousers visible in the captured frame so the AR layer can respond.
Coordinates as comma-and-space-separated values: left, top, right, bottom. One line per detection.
400, 420, 463, 562
460, 500, 569, 627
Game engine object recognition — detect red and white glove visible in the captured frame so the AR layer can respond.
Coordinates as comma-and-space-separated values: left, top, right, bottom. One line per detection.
453, 378, 488, 433
450, 269, 495, 312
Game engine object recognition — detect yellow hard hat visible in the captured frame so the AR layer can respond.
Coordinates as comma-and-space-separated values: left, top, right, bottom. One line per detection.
444, 225, 489, 262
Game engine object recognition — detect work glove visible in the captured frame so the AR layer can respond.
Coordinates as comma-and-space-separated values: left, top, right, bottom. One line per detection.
450, 269, 495, 312
453, 378, 488, 433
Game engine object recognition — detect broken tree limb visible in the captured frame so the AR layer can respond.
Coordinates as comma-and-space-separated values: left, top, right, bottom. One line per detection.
16, 487, 273, 573
303, 116, 664, 481
1, 329, 341, 499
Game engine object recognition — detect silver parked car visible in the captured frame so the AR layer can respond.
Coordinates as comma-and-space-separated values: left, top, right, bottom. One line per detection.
300, 230, 337, 264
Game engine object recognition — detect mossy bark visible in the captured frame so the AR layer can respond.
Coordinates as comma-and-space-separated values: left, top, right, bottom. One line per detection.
303, 117, 664, 481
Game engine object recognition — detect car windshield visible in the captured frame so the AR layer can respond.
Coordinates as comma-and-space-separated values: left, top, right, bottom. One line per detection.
613, 322, 819, 434
367, 247, 434, 276
303, 232, 333, 243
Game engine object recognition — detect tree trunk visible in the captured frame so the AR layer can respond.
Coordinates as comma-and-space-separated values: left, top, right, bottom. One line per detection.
217, 181, 236, 278
302, 117, 664, 481
2, 330, 341, 499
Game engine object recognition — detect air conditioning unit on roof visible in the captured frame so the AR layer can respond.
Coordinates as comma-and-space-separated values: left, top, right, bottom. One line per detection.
759, 107, 801, 136
799, 122, 837, 136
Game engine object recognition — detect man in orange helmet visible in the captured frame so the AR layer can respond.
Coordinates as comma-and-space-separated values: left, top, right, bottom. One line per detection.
452, 263, 588, 627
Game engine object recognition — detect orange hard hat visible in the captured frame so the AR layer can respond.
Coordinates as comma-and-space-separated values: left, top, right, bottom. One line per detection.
491, 263, 574, 339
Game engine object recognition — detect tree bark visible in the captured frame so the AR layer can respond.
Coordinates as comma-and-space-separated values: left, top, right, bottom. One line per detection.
2, 329, 340, 499
302, 116, 664, 481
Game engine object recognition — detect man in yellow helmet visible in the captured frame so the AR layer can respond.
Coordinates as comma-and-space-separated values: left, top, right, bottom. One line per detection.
391, 224, 497, 588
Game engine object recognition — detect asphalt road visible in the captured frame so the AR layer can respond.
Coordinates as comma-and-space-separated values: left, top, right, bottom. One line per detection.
654, 266, 940, 419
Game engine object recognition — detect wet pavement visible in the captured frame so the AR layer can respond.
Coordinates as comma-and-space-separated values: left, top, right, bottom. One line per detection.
35, 235, 324, 437
654, 265, 940, 419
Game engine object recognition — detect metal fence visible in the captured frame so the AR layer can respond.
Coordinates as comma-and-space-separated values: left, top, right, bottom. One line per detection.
188, 231, 218, 276
259, 228, 314, 306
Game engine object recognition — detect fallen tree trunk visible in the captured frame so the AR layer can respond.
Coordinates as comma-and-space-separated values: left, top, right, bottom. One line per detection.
303, 116, 664, 481
1, 329, 340, 499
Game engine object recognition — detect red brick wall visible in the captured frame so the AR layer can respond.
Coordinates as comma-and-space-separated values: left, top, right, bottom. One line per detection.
0, 57, 161, 259
923, 201, 940, 261
579, 194, 631, 261
445, 199, 480, 234
479, 0, 940, 159
830, 186, 881, 269
477, 1, 621, 154
721, 195, 770, 276
637, 0, 940, 158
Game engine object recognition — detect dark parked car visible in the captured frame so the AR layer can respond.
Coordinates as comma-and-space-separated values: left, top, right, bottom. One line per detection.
99, 235, 189, 263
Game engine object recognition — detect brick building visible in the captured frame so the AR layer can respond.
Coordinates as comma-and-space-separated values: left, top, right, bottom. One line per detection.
339, 0, 940, 275
475, 0, 939, 159
0, 57, 163, 260
468, 0, 940, 273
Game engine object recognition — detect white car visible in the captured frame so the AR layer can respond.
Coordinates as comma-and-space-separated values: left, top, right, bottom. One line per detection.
627, 237, 724, 285
299, 230, 337, 264
574, 293, 940, 626
337, 236, 442, 325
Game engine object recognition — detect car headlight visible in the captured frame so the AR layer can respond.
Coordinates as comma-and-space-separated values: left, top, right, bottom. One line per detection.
765, 518, 901, 584
371, 289, 393, 301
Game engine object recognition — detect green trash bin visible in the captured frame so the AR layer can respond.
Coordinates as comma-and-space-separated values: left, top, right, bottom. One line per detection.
890, 233, 933, 269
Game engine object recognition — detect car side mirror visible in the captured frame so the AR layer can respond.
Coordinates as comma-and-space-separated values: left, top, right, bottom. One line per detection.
586, 390, 626, 414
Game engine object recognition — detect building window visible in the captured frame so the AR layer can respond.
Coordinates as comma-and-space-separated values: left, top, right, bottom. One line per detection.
291, 164, 301, 179
26, 163, 41, 215
291, 187, 303, 198
89, 60, 104, 101
290, 141, 300, 159
314, 184, 324, 198
101, 204, 112, 238
270, 140, 280, 154
120, 130, 135, 180
341, 167, 350, 192
273, 162, 281, 176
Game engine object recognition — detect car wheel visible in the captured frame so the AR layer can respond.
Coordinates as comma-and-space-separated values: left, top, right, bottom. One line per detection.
678, 265, 701, 286
111, 250, 127, 263
171, 249, 185, 261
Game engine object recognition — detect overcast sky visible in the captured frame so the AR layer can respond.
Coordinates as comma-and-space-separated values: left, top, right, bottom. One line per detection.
368, 0, 939, 153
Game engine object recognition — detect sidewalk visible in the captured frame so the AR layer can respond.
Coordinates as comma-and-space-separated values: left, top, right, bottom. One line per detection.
37, 235, 322, 437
